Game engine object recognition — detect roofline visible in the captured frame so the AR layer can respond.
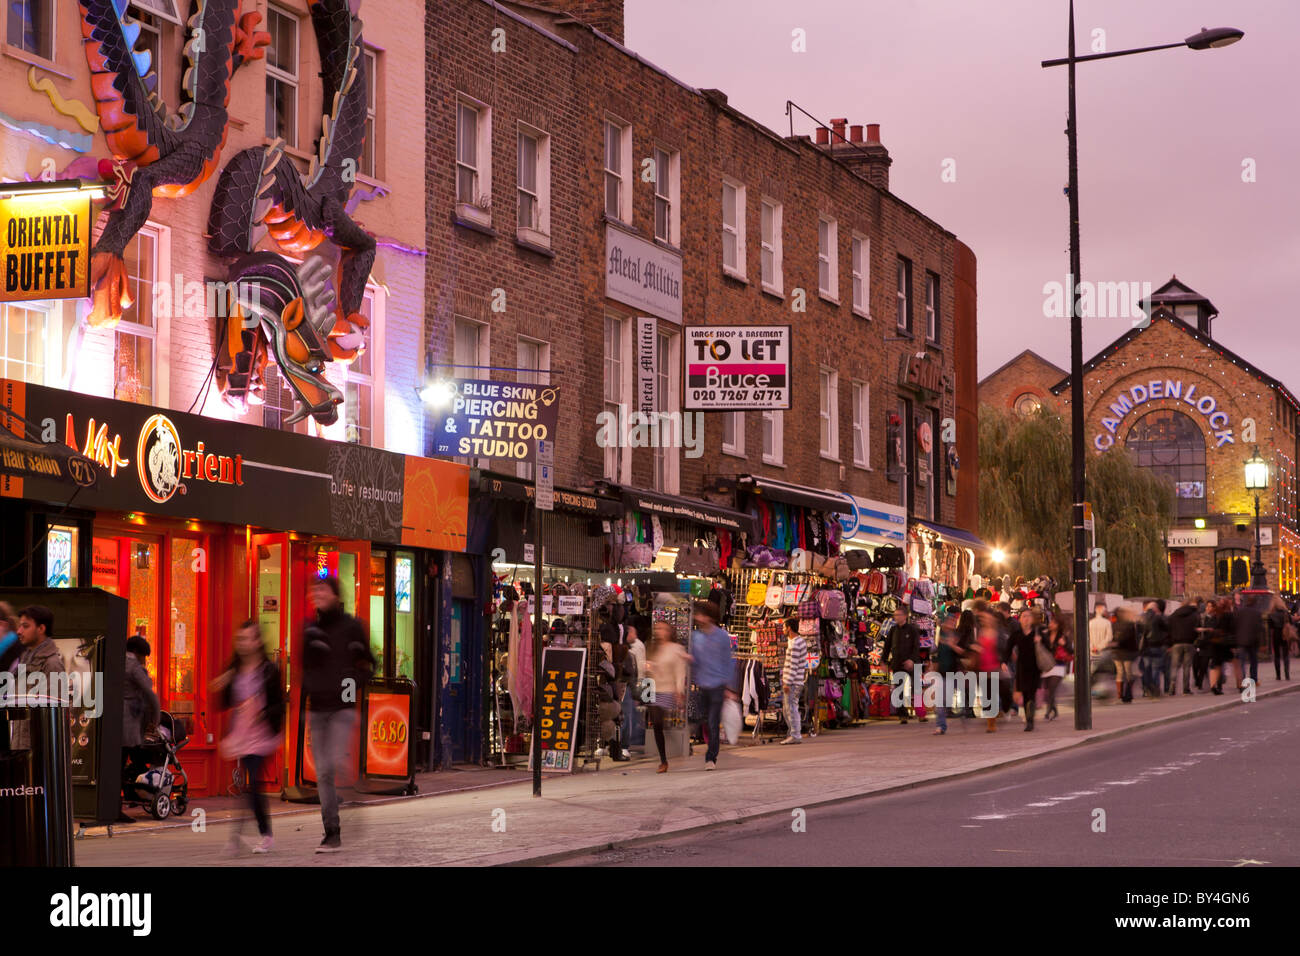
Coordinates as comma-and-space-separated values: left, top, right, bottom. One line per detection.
978, 349, 1068, 388
530, 8, 960, 244
1048, 315, 1300, 410
480, 0, 580, 52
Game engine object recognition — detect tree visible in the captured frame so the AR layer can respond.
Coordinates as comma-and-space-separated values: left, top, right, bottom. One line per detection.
978, 404, 1174, 597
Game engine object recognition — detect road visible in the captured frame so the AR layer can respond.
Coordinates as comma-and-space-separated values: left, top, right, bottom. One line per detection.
555, 692, 1300, 867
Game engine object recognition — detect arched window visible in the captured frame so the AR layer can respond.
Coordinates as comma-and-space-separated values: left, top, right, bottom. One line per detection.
1125, 409, 1206, 519
1013, 392, 1042, 416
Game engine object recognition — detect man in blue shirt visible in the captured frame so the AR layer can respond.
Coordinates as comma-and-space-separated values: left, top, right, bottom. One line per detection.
689, 601, 735, 770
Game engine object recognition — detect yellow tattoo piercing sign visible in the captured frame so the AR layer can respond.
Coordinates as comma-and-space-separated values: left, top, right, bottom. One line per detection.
0, 193, 91, 303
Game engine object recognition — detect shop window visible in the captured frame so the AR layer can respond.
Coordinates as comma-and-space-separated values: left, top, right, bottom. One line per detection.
1215, 548, 1250, 593
7, 0, 54, 61
265, 5, 299, 147
369, 554, 386, 674
168, 537, 203, 721
1125, 409, 1206, 520
117, 226, 160, 405
1168, 549, 1186, 596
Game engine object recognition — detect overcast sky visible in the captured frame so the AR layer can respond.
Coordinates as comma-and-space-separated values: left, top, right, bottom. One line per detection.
624, 0, 1299, 381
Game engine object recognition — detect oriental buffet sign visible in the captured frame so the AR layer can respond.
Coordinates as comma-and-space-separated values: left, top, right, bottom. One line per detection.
1093, 379, 1234, 451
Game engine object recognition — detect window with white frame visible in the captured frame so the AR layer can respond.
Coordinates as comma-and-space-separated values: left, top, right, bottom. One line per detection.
456, 95, 492, 219
925, 271, 939, 342
762, 408, 783, 465
265, 5, 298, 147
818, 216, 838, 299
652, 330, 680, 494
819, 368, 839, 459
517, 124, 551, 241
516, 336, 551, 480
653, 145, 679, 245
7, 0, 54, 60
361, 47, 378, 178
453, 317, 489, 466
0, 302, 53, 385
851, 235, 870, 317
603, 315, 627, 482
130, 6, 163, 92
896, 255, 913, 333
852, 381, 870, 468
604, 117, 631, 223
760, 198, 782, 293
721, 179, 745, 277
342, 291, 375, 446
722, 411, 744, 456
115, 227, 160, 405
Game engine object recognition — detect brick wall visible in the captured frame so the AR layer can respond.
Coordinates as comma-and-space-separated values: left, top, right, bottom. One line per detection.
978, 350, 1066, 414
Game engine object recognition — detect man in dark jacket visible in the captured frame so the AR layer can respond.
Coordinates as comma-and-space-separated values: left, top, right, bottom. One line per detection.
8, 605, 66, 750
303, 576, 375, 853
1232, 593, 1264, 689
1139, 600, 1169, 697
1167, 601, 1199, 695
887, 607, 921, 724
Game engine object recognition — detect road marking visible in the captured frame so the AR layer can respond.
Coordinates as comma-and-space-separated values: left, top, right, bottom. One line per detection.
1103, 780, 1140, 785
1233, 859, 1270, 867
971, 814, 1009, 820
960, 825, 982, 828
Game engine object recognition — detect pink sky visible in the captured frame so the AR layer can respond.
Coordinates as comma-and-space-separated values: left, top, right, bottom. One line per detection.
624, 0, 1299, 381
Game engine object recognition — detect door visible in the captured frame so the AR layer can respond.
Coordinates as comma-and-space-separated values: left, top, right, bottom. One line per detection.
447, 599, 470, 761
253, 532, 291, 789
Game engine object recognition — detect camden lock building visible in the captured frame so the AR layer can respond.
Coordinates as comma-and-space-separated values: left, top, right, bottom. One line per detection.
980, 277, 1300, 599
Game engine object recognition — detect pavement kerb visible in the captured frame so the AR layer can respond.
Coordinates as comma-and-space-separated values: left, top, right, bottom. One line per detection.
495, 680, 1300, 867
79, 681, 1298, 853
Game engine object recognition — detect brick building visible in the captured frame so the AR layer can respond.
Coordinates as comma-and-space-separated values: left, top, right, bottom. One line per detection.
424, 0, 981, 542
978, 350, 1065, 416
986, 277, 1300, 599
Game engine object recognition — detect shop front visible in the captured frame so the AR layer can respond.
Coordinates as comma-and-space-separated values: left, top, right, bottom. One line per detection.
0, 379, 468, 796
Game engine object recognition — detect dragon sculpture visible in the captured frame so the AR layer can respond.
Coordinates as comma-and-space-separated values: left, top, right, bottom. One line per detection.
79, 0, 374, 426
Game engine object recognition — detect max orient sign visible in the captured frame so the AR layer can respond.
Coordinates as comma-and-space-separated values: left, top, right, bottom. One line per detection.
1094, 378, 1234, 451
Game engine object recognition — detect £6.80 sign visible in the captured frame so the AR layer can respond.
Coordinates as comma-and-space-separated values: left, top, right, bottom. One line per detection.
684, 325, 791, 411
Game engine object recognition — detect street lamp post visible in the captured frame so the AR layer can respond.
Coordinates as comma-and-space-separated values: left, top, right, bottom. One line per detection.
1245, 446, 1270, 588
1042, 4, 1242, 732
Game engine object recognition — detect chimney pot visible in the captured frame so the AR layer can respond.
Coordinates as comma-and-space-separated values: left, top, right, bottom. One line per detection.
866, 123, 881, 144
850, 125, 863, 143
830, 118, 847, 141
815, 127, 830, 145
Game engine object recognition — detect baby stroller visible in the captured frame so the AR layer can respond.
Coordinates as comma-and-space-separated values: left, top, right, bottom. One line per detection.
121, 711, 191, 820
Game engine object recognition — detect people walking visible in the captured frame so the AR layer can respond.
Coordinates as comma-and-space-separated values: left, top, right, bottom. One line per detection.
689, 601, 735, 770
779, 616, 808, 744
931, 612, 962, 735
211, 621, 283, 854
1005, 608, 1044, 730
886, 606, 921, 724
1207, 598, 1235, 695
956, 609, 978, 717
1088, 602, 1113, 664
120, 635, 160, 822
976, 611, 1003, 732
1167, 599, 1199, 695
645, 621, 687, 772
1109, 607, 1139, 703
625, 618, 648, 748
302, 577, 375, 853
1232, 591, 1263, 689
1042, 612, 1073, 720
1266, 594, 1291, 681
1138, 600, 1169, 698
7, 605, 66, 751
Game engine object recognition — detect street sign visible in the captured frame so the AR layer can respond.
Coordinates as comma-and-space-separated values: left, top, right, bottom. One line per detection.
1082, 502, 1094, 532
536, 439, 554, 511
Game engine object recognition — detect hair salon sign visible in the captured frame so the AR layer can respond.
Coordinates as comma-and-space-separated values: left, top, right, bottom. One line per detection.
1094, 378, 1233, 451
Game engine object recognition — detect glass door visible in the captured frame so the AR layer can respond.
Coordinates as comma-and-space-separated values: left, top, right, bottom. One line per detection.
166, 533, 207, 734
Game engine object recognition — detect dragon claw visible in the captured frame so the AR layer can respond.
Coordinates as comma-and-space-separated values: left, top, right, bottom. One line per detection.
87, 252, 133, 328
233, 10, 272, 64
327, 311, 368, 363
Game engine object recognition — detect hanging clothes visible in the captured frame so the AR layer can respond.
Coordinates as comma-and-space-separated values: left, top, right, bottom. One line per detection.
517, 607, 534, 719
507, 603, 522, 717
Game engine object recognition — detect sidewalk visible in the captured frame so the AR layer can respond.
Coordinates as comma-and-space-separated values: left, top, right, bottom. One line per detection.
73, 673, 1299, 866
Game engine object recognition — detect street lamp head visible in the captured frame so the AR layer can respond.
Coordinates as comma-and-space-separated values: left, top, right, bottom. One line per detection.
991, 548, 1006, 564
1244, 445, 1270, 491
419, 379, 458, 407
1185, 26, 1244, 50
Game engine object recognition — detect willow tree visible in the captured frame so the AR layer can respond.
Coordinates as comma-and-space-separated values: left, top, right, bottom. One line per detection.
978, 404, 1175, 597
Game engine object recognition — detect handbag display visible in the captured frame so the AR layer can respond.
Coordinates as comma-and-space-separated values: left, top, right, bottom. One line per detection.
745, 581, 769, 605
798, 617, 819, 636
873, 545, 905, 568
675, 538, 719, 575
797, 599, 819, 620
845, 549, 872, 570
816, 588, 846, 620
783, 581, 810, 605
765, 583, 784, 610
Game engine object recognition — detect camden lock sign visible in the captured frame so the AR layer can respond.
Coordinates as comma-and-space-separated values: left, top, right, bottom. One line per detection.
1094, 378, 1234, 451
